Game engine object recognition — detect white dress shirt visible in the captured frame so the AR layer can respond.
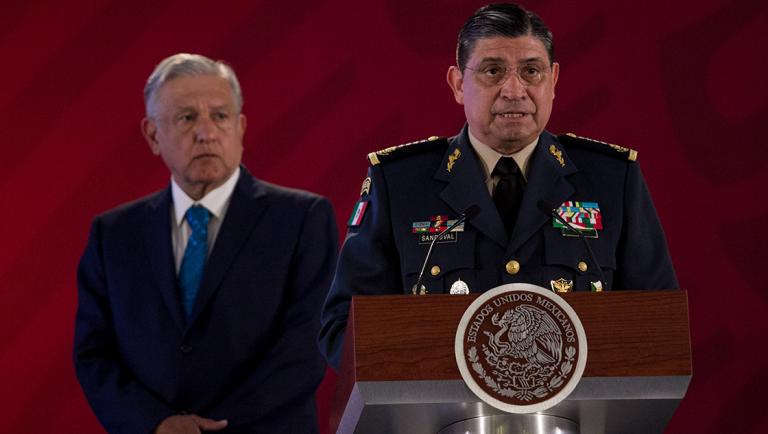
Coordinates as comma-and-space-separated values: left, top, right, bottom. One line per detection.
467, 129, 538, 195
170, 167, 241, 273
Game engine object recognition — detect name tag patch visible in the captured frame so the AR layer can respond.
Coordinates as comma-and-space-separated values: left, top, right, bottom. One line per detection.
412, 215, 463, 244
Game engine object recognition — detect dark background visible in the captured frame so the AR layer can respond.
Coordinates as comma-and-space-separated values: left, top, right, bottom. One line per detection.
1, 0, 766, 432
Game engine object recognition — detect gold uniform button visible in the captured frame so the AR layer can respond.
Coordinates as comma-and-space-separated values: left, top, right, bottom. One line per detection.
505, 260, 520, 275
578, 261, 588, 272
430, 265, 441, 276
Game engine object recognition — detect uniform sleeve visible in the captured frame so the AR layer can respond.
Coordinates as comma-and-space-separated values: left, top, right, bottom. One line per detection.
615, 163, 679, 290
73, 218, 174, 434
318, 165, 403, 369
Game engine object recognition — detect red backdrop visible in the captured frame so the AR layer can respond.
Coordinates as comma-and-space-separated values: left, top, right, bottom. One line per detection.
2, 0, 767, 432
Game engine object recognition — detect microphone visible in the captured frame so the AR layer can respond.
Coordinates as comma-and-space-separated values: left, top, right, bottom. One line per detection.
411, 205, 480, 295
537, 200, 608, 291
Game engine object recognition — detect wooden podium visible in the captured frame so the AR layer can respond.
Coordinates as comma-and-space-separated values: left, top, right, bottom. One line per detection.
331, 290, 691, 434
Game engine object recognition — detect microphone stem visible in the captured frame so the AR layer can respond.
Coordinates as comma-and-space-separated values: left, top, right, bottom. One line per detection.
550, 210, 608, 290
412, 215, 467, 295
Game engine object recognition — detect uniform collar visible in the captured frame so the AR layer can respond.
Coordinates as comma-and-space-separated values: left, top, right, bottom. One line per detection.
434, 127, 579, 248
467, 128, 538, 181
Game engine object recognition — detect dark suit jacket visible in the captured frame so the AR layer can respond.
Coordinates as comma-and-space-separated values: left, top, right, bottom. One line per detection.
319, 126, 677, 368
74, 168, 338, 433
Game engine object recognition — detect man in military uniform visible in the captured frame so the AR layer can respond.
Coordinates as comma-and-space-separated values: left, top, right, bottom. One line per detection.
319, 3, 677, 369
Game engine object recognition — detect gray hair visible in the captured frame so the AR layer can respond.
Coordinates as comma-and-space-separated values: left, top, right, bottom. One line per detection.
144, 53, 243, 115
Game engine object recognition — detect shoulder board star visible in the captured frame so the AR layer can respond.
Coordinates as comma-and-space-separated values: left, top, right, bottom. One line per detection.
559, 133, 638, 162
367, 136, 447, 166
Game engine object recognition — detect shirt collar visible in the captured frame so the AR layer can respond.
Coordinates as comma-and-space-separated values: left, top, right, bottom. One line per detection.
467, 129, 538, 181
171, 167, 241, 226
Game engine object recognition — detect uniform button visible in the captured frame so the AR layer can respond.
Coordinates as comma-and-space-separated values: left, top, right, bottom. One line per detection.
578, 261, 588, 272
180, 344, 192, 353
430, 265, 441, 276
505, 260, 520, 275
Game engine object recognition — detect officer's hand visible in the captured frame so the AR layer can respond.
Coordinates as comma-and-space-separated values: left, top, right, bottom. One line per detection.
154, 414, 228, 433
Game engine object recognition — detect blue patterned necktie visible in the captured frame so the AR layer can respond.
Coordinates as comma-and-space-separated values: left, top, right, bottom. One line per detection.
178, 205, 210, 320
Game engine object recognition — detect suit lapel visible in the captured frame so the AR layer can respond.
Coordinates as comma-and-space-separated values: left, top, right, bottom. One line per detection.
507, 132, 577, 254
143, 188, 186, 332
186, 168, 268, 328
436, 127, 507, 247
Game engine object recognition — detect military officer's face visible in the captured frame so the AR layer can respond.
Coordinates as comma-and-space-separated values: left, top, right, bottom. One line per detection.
447, 35, 559, 155
142, 74, 246, 199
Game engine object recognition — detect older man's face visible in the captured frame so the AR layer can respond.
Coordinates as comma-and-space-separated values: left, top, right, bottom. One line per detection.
142, 74, 246, 199
448, 35, 559, 154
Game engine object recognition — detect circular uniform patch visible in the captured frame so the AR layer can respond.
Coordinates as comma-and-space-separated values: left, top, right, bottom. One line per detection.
455, 283, 587, 413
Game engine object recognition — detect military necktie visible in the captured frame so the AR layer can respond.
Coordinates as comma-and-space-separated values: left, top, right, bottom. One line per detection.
492, 157, 526, 238
178, 205, 210, 320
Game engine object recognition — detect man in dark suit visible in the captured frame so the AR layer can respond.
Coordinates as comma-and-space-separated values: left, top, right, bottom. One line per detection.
74, 53, 338, 433
318, 3, 677, 369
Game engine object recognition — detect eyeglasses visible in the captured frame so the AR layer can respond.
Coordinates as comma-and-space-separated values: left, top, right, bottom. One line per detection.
465, 63, 550, 87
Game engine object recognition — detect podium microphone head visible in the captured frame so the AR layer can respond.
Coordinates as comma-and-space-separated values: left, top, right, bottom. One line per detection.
537, 200, 556, 215
463, 204, 480, 220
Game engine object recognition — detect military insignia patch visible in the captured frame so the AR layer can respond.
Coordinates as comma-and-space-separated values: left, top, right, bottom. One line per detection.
551, 278, 573, 293
553, 201, 602, 238
347, 201, 368, 227
412, 215, 464, 244
359, 177, 371, 196
447, 148, 461, 172
563, 133, 638, 162
450, 278, 470, 295
367, 135, 445, 166
549, 145, 565, 167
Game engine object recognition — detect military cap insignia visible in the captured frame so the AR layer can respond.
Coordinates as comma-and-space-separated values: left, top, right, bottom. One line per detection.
549, 144, 565, 167
561, 133, 638, 162
359, 177, 371, 196
447, 148, 461, 172
367, 135, 446, 166
552, 201, 602, 238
